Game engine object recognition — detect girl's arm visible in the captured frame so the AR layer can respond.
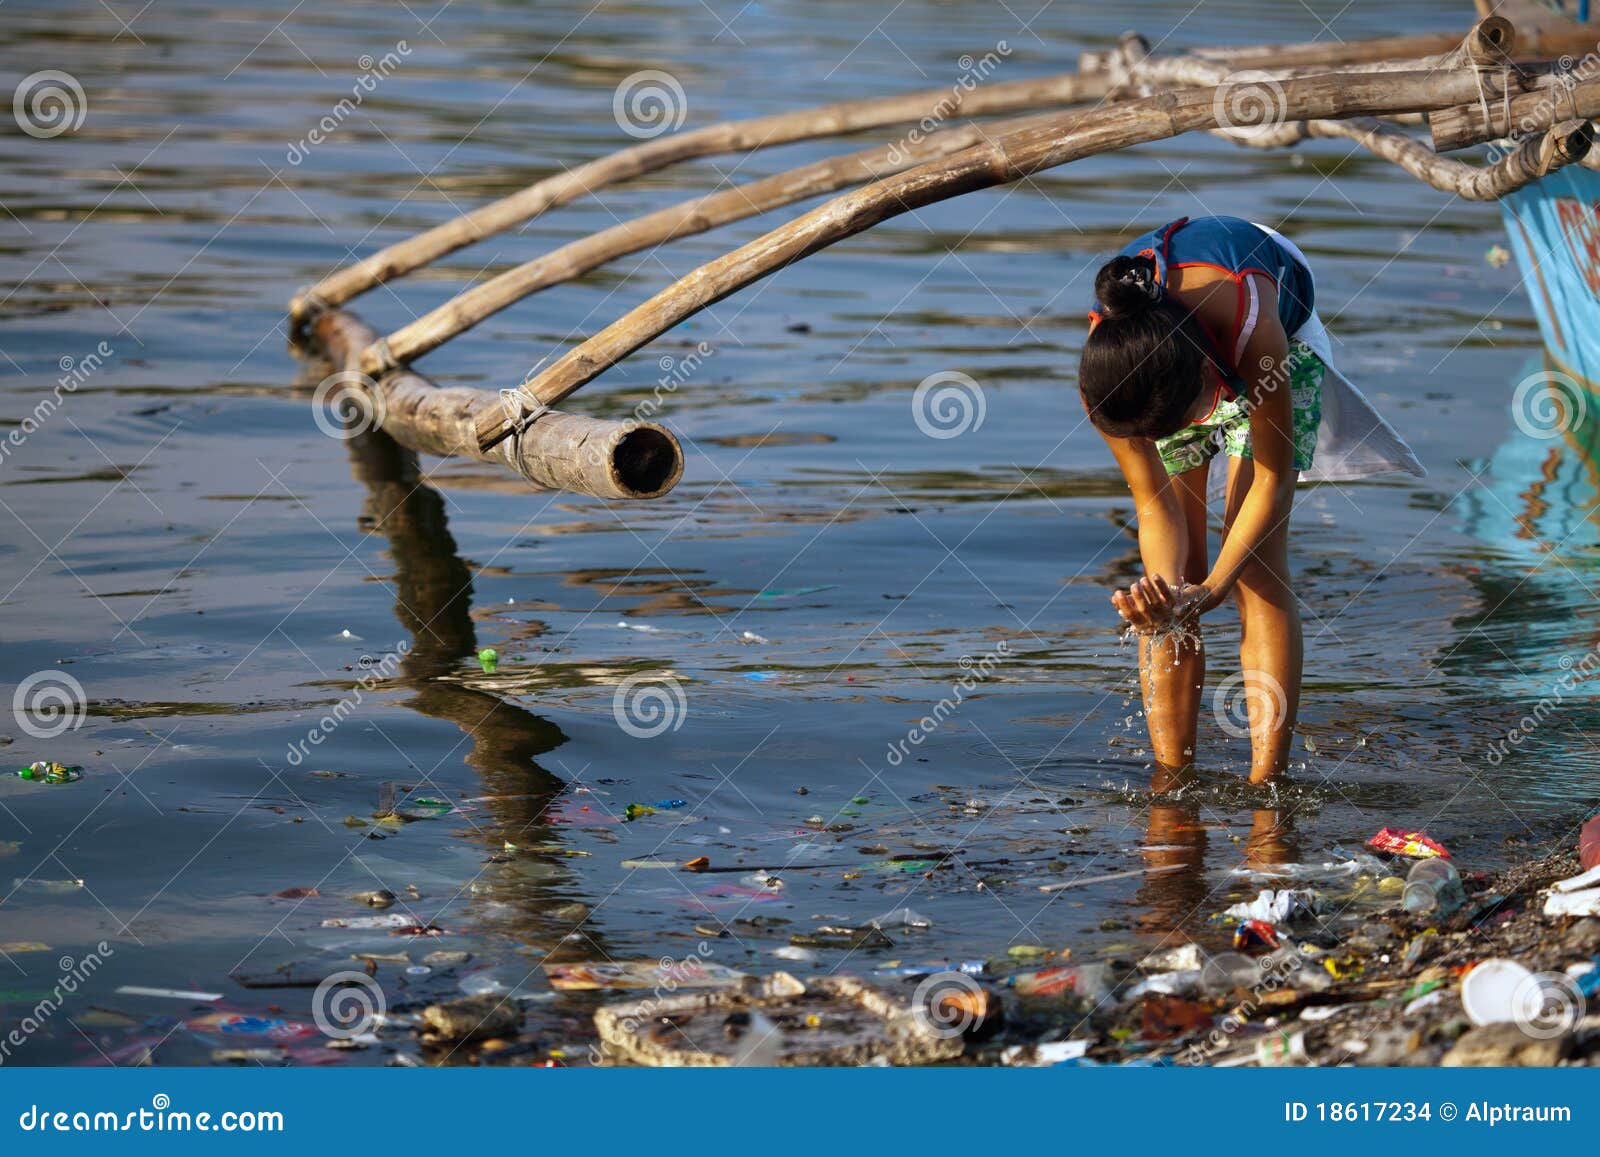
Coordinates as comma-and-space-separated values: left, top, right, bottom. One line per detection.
1191, 277, 1295, 612
1100, 430, 1188, 631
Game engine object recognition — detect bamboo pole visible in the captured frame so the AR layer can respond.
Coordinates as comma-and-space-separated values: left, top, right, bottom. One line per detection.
364, 110, 1062, 374
1225, 116, 1592, 199
1115, 16, 1517, 88
1140, 17, 1597, 70
1125, 22, 1593, 199
366, 17, 1563, 374
473, 63, 1554, 453
290, 18, 1600, 326
308, 311, 683, 500
287, 72, 1112, 323
1430, 76, 1600, 150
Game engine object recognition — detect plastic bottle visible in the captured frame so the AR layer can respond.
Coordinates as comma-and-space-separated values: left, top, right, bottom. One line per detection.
1402, 858, 1465, 916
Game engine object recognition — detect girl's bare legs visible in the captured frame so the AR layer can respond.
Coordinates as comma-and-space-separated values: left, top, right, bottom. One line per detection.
1223, 457, 1302, 783
1138, 464, 1211, 773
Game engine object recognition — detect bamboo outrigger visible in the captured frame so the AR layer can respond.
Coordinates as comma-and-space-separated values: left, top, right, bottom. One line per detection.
288, 2, 1600, 499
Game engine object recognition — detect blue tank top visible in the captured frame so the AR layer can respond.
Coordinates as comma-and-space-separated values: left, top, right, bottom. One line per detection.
1092, 216, 1316, 393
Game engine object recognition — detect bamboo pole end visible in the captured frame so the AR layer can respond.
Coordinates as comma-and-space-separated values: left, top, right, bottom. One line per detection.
604, 421, 685, 500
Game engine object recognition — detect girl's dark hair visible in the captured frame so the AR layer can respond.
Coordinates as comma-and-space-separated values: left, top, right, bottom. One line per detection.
1079, 254, 1213, 440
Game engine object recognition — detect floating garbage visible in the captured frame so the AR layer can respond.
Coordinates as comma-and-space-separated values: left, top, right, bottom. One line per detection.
1009, 962, 1119, 1003
1220, 889, 1322, 924
790, 925, 892, 950
321, 913, 415, 930
394, 795, 454, 821
12, 877, 84, 894
16, 760, 83, 784
1544, 888, 1600, 917
544, 960, 746, 991
188, 1012, 317, 1041
477, 647, 498, 673
1550, 863, 1600, 893
1402, 858, 1467, 917
1460, 958, 1537, 1026
1255, 1029, 1309, 1066
1228, 854, 1390, 881
1233, 920, 1280, 951
868, 906, 933, 930
420, 995, 521, 1044
594, 972, 964, 1066
1140, 943, 1204, 973
1367, 827, 1450, 859
115, 986, 222, 1002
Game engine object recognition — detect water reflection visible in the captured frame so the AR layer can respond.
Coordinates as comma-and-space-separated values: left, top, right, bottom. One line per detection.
342, 424, 612, 958
1136, 765, 1300, 939
1450, 356, 1600, 810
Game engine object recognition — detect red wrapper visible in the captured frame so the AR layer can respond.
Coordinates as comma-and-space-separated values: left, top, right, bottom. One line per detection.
1581, 814, 1600, 871
1367, 827, 1450, 859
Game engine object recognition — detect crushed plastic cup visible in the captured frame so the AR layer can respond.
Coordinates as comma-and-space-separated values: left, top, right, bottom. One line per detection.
1460, 958, 1535, 1026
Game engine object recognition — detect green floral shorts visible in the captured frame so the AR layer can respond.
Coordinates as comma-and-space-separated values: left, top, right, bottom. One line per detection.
1154, 338, 1324, 476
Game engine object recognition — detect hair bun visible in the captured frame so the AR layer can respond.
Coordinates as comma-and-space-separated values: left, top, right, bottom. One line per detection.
1095, 254, 1161, 319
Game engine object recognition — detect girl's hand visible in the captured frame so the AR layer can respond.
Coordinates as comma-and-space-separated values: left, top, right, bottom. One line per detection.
1112, 576, 1211, 634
